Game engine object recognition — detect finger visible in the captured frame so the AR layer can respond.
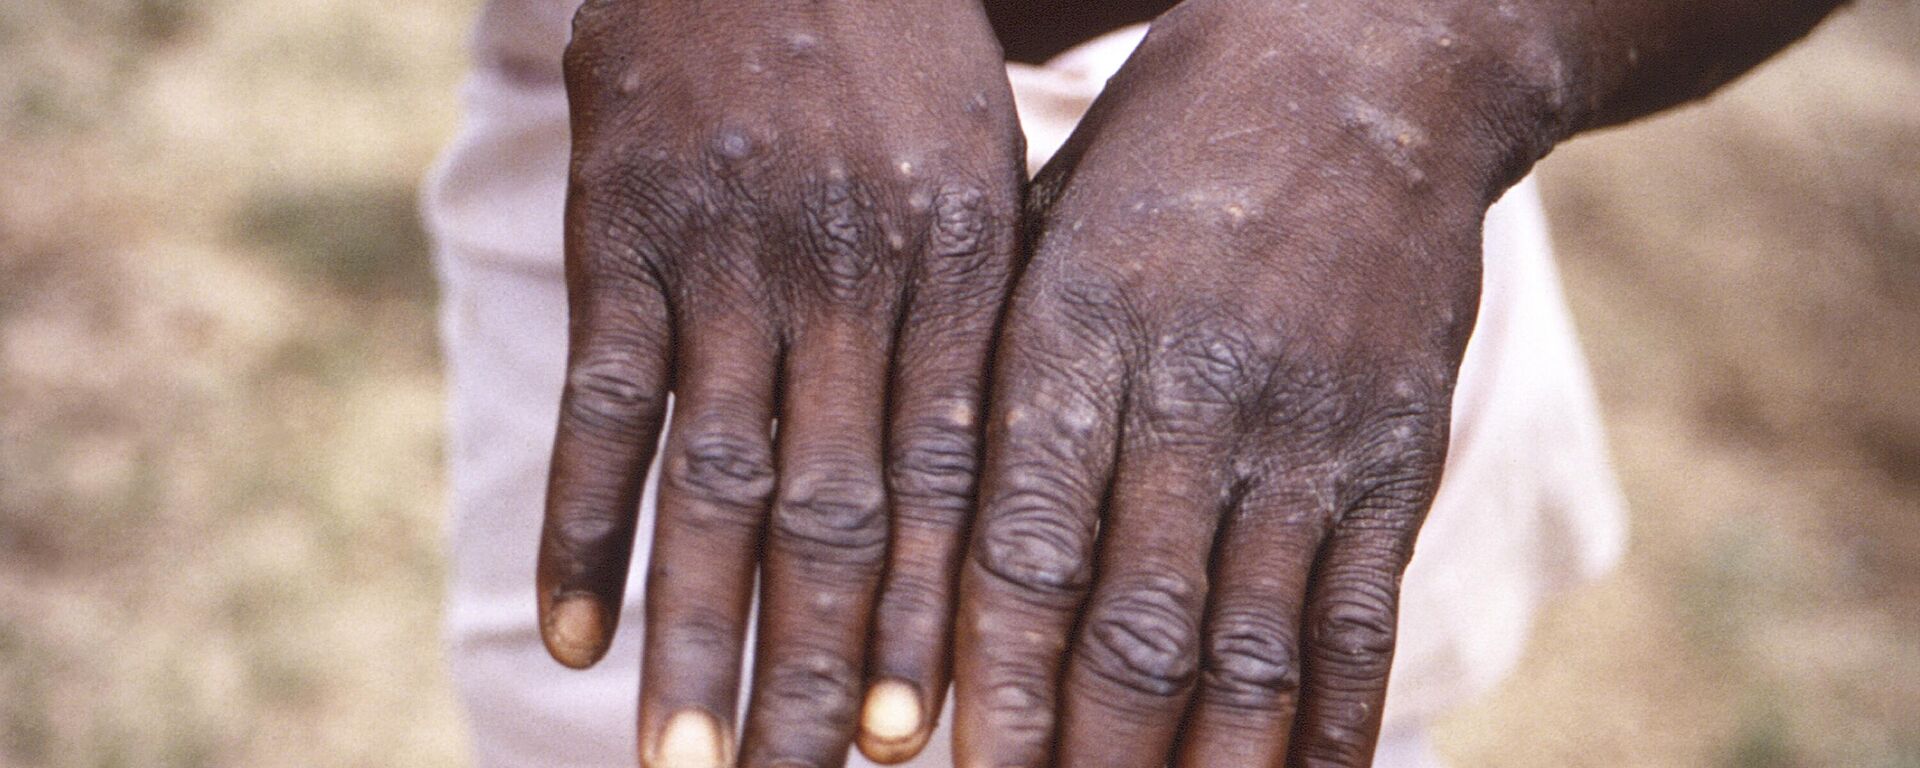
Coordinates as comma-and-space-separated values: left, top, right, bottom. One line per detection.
1053, 447, 1227, 768
637, 320, 781, 768
1175, 480, 1328, 768
1288, 508, 1426, 767
953, 322, 1123, 768
861, 184, 1015, 763
537, 272, 673, 669
738, 318, 893, 768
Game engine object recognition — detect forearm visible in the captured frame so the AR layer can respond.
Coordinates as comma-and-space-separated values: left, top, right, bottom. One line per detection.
1129, 0, 1851, 200
1536, 0, 1850, 135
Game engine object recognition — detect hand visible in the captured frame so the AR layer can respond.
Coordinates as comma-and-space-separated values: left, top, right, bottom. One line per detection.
536, 2, 1023, 765
952, 1, 1555, 765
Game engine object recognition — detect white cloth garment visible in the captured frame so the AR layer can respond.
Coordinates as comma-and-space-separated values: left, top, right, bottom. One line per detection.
425, 9, 1627, 767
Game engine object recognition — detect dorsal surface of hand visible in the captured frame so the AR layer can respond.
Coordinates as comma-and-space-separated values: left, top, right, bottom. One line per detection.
951, 0, 1560, 765
538, 1, 1025, 766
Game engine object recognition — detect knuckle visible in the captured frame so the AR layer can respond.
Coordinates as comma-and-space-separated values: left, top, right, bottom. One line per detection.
571, 166, 706, 273
663, 428, 776, 523
1249, 355, 1354, 442
984, 677, 1048, 718
1341, 464, 1439, 526
975, 481, 1095, 595
1139, 326, 1265, 434
873, 572, 945, 630
1310, 581, 1399, 674
928, 183, 992, 262
1183, 330, 1262, 397
562, 349, 665, 438
540, 507, 629, 571
1340, 391, 1450, 521
759, 649, 861, 723
800, 169, 887, 299
1351, 381, 1448, 461
653, 606, 738, 664
888, 414, 979, 523
551, 509, 624, 549
1202, 605, 1302, 708
1079, 572, 1203, 698
975, 663, 1055, 739
1044, 275, 1131, 343
771, 469, 887, 565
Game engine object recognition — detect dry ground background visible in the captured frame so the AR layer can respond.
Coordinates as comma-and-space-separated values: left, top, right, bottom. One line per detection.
1, 1, 1915, 766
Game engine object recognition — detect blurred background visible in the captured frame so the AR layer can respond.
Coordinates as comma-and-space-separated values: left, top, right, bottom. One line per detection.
0, 0, 1914, 766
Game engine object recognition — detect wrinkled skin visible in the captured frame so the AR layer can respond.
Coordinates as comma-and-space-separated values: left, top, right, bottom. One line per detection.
536, 0, 1847, 764
948, 1, 1543, 765
538, 1, 1022, 765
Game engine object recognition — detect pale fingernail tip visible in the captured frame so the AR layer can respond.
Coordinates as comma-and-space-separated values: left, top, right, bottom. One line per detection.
653, 709, 728, 768
544, 594, 608, 668
860, 679, 925, 742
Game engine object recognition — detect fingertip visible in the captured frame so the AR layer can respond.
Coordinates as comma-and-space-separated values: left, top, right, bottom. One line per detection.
542, 593, 611, 669
647, 709, 731, 768
856, 679, 932, 764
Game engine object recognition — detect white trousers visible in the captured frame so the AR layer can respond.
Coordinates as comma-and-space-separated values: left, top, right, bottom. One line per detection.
426, 24, 1627, 768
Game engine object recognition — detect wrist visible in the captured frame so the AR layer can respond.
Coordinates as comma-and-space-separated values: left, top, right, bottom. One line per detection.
1148, 0, 1577, 199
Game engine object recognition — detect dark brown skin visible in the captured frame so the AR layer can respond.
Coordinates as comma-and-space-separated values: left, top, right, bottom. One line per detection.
541, 1, 1022, 765
537, 0, 1848, 765
980, 0, 1176, 63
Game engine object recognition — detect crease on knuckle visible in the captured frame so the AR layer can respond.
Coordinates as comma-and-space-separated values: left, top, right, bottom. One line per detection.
1080, 572, 1202, 698
1339, 397, 1448, 522
889, 417, 978, 523
552, 511, 623, 551
759, 648, 860, 725
1139, 328, 1262, 435
975, 475, 1095, 595
1048, 276, 1131, 346
1251, 357, 1354, 441
563, 350, 664, 439
1202, 605, 1302, 709
801, 171, 885, 299
771, 469, 887, 565
653, 605, 737, 665
874, 572, 945, 629
542, 508, 628, 577
1340, 468, 1437, 528
571, 188, 707, 290
663, 429, 775, 525
1183, 330, 1261, 402
979, 664, 1054, 738
929, 183, 991, 262
1310, 579, 1399, 677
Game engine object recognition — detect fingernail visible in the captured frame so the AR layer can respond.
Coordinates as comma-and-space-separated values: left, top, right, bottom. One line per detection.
861, 679, 924, 743
543, 594, 608, 669
652, 709, 727, 768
